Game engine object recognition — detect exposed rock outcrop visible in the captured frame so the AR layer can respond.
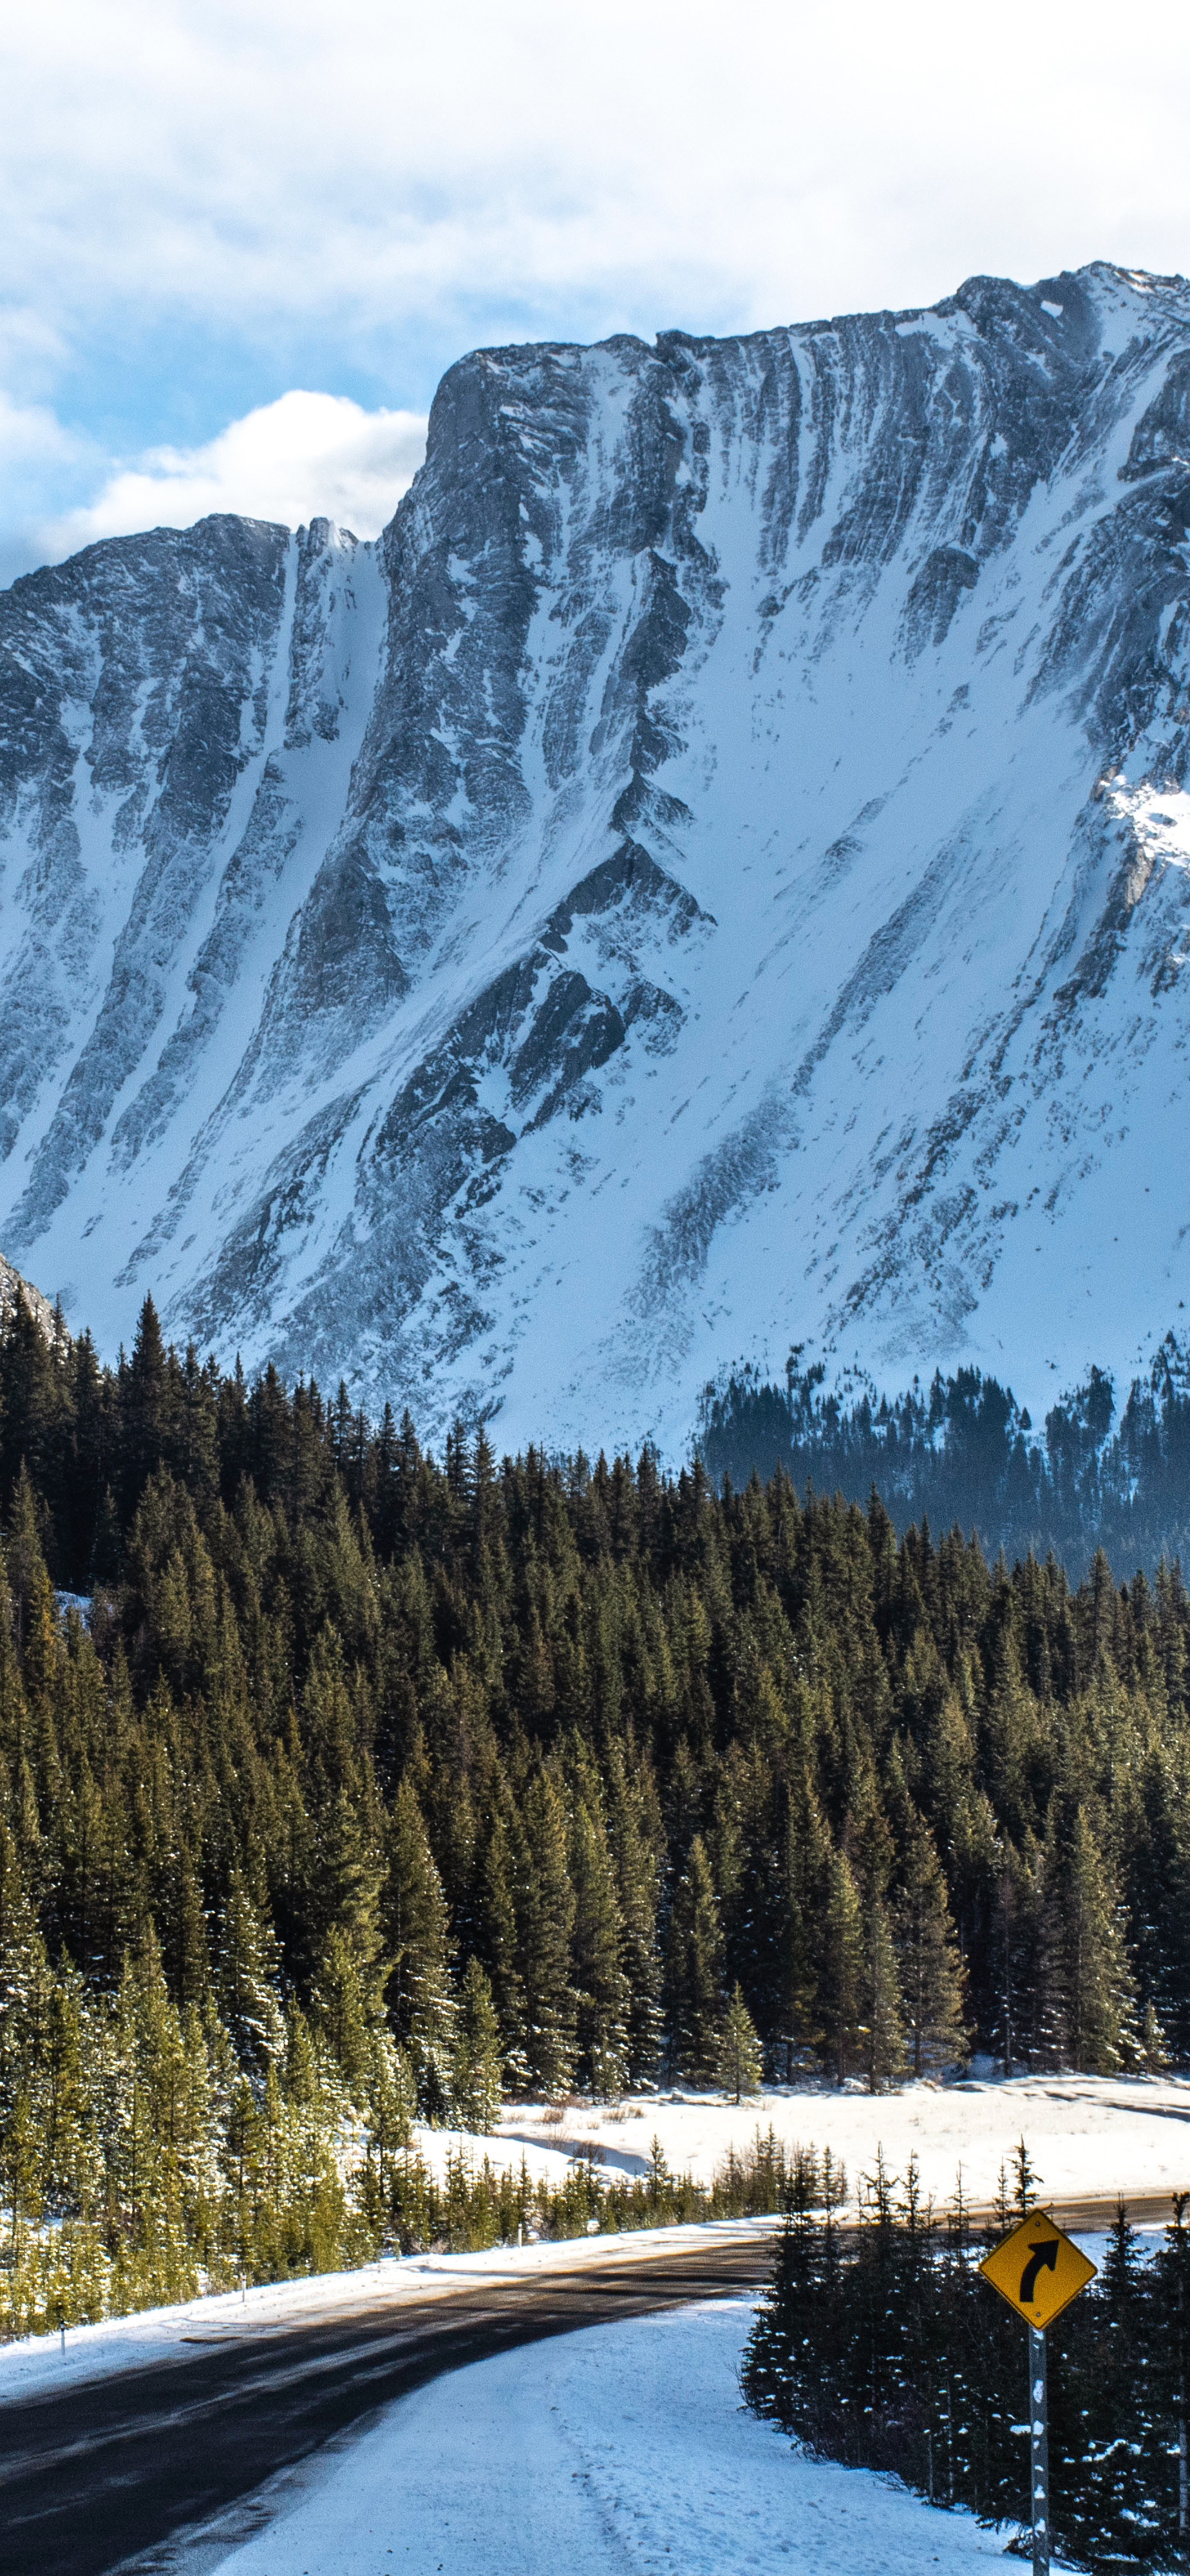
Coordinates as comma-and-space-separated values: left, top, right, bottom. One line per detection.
3, 265, 1190, 1445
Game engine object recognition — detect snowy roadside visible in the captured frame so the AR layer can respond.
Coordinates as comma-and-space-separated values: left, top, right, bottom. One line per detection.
0, 2218, 777, 2403
5, 2070, 1184, 2400
149, 2296, 1048, 2576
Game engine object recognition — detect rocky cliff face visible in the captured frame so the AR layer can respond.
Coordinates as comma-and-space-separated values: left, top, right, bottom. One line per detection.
3, 262, 1190, 1447
0, 1251, 54, 1339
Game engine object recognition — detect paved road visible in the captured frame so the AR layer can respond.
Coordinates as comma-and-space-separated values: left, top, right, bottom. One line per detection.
0, 2234, 779, 2576
1031, 2189, 1182, 2233
1, 2192, 1178, 2576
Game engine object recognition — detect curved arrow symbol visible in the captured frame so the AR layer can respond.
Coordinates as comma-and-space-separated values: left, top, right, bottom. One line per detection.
1019, 2238, 1059, 2304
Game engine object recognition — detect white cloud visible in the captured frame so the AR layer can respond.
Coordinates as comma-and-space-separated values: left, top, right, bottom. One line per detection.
0, 389, 84, 474
44, 390, 428, 558
3, 0, 1190, 584
5, 0, 1190, 370
0, 392, 100, 585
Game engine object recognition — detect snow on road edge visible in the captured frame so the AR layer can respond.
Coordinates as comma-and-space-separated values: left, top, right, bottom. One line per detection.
181, 2297, 1043, 2576
0, 2217, 778, 2402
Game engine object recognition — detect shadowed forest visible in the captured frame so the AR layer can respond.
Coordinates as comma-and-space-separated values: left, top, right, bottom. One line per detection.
699, 1343, 1190, 1575
744, 2150, 1190, 2571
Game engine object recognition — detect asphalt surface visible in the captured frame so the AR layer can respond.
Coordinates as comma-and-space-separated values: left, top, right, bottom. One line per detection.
1, 2192, 1178, 2576
0, 2233, 780, 2576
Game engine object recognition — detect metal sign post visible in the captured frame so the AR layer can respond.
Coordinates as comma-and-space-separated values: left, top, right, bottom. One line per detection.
1028, 2325, 1049, 2576
979, 2206, 1096, 2572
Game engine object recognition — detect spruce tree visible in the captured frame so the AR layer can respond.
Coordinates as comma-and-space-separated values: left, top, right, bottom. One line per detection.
122, 1296, 171, 1515
719, 1983, 763, 2101
311, 1925, 379, 2101
569, 1794, 630, 2096
1016, 1835, 1068, 2066
382, 1778, 455, 2115
819, 1848, 863, 2084
451, 1956, 503, 2131
517, 1770, 576, 2097
773, 1774, 829, 2076
1060, 1804, 1137, 2072
860, 1893, 906, 2093
666, 1835, 725, 2086
606, 1744, 663, 2088
475, 1802, 529, 2090
214, 1871, 285, 2081
895, 1816, 967, 2076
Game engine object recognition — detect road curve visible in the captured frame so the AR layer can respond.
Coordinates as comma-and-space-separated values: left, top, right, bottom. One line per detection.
1, 2193, 1177, 2576
0, 2233, 779, 2576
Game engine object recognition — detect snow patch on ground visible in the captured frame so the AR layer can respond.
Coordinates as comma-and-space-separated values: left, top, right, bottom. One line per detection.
478, 2071, 1190, 2209
165, 2298, 1037, 2576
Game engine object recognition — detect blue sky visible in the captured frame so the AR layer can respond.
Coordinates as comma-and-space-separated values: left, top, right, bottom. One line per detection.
3, 0, 1189, 585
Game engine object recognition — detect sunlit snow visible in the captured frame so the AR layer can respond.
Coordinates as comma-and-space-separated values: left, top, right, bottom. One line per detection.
3, 263, 1190, 1451
158, 2299, 1044, 2576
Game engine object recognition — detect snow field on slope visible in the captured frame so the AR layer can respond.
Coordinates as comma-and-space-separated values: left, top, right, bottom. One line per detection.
184, 2297, 1033, 2576
444, 2071, 1190, 2210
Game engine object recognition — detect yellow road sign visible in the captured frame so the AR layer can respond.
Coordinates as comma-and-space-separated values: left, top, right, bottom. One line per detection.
979, 2209, 1097, 2331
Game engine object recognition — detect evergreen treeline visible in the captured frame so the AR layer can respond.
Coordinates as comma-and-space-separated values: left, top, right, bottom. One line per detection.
3, 1286, 1190, 2326
0, 2114, 789, 2342
700, 1341, 1190, 1577
744, 2153, 1190, 2571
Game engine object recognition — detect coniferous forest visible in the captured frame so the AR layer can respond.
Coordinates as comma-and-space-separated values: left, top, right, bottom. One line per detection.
3, 1286, 1190, 2331
744, 2153, 1190, 2571
700, 1343, 1190, 1576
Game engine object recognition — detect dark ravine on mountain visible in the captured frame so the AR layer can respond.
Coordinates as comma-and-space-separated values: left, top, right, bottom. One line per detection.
3, 262, 1190, 1454
0, 1280, 1187, 2331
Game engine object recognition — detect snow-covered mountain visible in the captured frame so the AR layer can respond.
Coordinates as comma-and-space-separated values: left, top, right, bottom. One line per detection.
3, 261, 1190, 1450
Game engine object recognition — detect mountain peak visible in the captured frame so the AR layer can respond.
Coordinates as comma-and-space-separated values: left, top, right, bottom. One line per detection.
2, 267, 1189, 1447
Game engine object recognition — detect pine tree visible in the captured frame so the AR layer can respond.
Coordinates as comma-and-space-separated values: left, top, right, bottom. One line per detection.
719, 1983, 763, 2101
162, 1848, 210, 2012
819, 1848, 863, 2085
214, 1871, 285, 2080
475, 1799, 529, 2090
569, 1794, 630, 2096
298, 1631, 385, 1982
860, 1893, 906, 2093
517, 1770, 576, 2097
1060, 1804, 1137, 2072
1019, 1835, 1070, 2068
361, 2031, 414, 2219
451, 1957, 503, 2132
666, 1835, 725, 2086
382, 1778, 455, 2116
895, 1817, 967, 2077
988, 1835, 1030, 2076
1140, 1998, 1169, 2071
604, 1745, 663, 2087
5, 1466, 53, 1668
311, 1925, 379, 2101
773, 1773, 829, 2076
121, 1296, 171, 1514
